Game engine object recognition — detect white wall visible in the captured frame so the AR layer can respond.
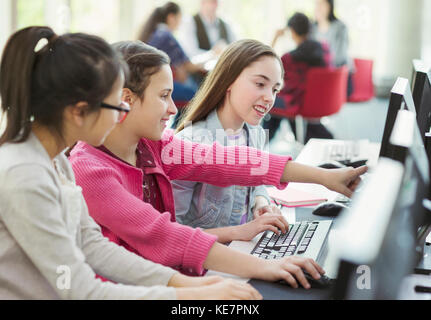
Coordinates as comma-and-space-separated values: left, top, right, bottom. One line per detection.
421, 0, 431, 66
0, 0, 13, 56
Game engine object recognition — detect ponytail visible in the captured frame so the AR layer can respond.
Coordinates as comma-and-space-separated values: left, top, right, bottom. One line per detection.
0, 26, 127, 146
0, 27, 56, 145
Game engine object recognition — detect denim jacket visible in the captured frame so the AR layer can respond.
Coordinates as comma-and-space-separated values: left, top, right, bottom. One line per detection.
172, 109, 271, 229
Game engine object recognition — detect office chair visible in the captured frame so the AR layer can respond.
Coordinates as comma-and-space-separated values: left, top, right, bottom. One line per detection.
270, 66, 348, 144
348, 58, 375, 102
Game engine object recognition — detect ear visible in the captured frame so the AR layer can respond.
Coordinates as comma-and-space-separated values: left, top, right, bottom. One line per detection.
66, 101, 90, 127
226, 84, 233, 94
122, 88, 136, 106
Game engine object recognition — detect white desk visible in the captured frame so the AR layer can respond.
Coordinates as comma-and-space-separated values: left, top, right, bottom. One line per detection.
206, 138, 382, 281
287, 138, 381, 203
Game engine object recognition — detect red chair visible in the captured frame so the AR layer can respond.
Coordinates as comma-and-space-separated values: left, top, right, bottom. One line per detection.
270, 66, 348, 143
174, 101, 189, 110
348, 58, 374, 102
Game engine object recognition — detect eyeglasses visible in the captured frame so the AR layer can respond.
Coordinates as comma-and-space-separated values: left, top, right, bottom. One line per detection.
100, 101, 130, 123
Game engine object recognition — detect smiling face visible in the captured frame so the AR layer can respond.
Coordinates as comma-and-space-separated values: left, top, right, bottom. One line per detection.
126, 64, 177, 141
221, 56, 282, 128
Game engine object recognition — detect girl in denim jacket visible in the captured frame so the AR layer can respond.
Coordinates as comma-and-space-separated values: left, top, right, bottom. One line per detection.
173, 40, 292, 243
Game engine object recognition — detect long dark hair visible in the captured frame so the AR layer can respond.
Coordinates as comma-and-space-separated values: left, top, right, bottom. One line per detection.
176, 39, 284, 133
326, 0, 338, 22
0, 26, 127, 146
112, 41, 170, 99
138, 2, 181, 43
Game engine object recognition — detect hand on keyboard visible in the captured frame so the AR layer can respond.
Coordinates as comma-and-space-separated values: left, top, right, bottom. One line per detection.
235, 213, 289, 241
253, 203, 283, 219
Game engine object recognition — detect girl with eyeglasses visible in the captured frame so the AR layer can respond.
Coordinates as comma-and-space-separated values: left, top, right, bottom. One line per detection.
0, 26, 261, 300
69, 40, 367, 289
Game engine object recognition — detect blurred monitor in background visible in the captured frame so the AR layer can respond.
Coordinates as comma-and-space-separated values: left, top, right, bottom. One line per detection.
411, 61, 431, 142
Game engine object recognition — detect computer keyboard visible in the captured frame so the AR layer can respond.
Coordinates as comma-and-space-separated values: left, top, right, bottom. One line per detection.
251, 220, 332, 264
323, 141, 361, 162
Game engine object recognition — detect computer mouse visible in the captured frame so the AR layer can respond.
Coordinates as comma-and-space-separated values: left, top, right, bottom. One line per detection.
303, 272, 336, 289
318, 161, 346, 169
312, 202, 349, 218
339, 159, 368, 168
279, 271, 335, 289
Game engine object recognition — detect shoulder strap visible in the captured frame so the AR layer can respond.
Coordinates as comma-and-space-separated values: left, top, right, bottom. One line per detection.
193, 14, 211, 50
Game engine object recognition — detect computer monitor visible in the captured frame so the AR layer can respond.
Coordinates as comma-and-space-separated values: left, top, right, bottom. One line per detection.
416, 72, 431, 143
389, 109, 431, 269
379, 77, 416, 159
411, 59, 429, 114
332, 111, 431, 299
331, 157, 414, 299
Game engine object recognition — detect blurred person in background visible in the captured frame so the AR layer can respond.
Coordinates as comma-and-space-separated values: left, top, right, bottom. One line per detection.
311, 0, 354, 98
263, 12, 334, 143
178, 0, 236, 67
139, 2, 206, 106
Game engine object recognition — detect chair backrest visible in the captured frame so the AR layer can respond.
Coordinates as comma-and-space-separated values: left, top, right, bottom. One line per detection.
300, 66, 349, 118
348, 58, 375, 102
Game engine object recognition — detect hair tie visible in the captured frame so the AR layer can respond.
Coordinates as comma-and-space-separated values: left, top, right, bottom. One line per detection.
34, 38, 49, 53
34, 34, 59, 53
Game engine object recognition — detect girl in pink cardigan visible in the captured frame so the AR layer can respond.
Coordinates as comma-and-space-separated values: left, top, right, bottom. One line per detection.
69, 41, 366, 289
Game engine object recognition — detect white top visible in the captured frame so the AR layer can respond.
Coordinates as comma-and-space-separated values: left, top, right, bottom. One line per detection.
0, 133, 178, 300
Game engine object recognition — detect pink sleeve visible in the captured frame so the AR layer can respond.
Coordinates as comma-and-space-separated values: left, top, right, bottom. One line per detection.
71, 158, 217, 275
159, 132, 291, 190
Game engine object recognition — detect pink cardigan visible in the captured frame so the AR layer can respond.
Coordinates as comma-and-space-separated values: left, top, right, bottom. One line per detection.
69, 129, 291, 275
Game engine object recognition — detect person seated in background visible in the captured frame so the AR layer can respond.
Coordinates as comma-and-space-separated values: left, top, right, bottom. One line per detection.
263, 12, 334, 144
138, 2, 205, 104
311, 0, 354, 98
178, 0, 236, 68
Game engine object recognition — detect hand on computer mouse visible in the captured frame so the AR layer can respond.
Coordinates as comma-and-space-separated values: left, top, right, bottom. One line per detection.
261, 256, 326, 290
322, 165, 368, 198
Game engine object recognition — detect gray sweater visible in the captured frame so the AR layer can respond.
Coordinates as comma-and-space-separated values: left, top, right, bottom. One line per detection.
0, 133, 178, 300
311, 19, 354, 72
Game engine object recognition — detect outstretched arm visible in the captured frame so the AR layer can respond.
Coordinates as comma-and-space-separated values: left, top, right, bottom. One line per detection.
281, 161, 368, 197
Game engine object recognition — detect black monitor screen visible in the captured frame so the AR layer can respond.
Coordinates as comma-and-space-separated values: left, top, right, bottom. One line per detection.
379, 78, 416, 159
411, 60, 428, 114
416, 73, 431, 141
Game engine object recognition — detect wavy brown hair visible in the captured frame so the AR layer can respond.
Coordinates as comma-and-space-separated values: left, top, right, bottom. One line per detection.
111, 40, 170, 99
175, 39, 284, 133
